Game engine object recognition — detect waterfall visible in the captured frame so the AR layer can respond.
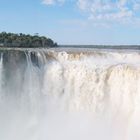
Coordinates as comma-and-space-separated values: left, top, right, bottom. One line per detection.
0, 53, 3, 100
0, 48, 140, 140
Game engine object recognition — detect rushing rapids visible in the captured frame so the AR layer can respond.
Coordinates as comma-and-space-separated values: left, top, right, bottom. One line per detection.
0, 48, 140, 140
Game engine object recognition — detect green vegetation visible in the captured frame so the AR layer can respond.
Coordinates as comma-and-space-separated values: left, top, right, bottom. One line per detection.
0, 32, 57, 48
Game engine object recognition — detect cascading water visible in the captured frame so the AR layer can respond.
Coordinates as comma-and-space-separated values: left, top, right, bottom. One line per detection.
0, 53, 3, 100
0, 48, 140, 140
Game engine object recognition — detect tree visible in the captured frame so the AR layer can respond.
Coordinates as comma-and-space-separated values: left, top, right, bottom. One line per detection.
0, 32, 58, 48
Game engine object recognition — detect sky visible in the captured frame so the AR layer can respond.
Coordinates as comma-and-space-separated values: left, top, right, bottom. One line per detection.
1, 0, 140, 45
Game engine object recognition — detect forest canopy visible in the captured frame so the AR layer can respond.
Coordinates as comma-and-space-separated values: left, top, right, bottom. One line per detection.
0, 32, 57, 48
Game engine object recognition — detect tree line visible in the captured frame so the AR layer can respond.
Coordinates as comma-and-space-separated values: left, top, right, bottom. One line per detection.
0, 32, 57, 48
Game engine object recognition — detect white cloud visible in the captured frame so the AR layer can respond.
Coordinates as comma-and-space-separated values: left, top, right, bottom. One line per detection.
42, 0, 64, 5
77, 0, 140, 22
133, 2, 140, 11
42, 0, 140, 23
42, 0, 54, 5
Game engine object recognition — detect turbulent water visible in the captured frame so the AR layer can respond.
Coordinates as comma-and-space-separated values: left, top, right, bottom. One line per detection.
0, 47, 140, 140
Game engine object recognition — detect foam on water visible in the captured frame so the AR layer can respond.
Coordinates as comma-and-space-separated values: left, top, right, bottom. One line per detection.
0, 48, 140, 140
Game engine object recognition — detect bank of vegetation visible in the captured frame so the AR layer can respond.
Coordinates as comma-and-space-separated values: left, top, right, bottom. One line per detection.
0, 32, 57, 48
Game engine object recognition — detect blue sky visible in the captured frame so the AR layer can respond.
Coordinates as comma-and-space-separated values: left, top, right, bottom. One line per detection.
1, 0, 140, 45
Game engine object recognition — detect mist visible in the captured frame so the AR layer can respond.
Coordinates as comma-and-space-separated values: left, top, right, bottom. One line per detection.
0, 48, 140, 140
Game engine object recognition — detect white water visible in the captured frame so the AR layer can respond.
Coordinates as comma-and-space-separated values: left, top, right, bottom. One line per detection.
0, 48, 140, 140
